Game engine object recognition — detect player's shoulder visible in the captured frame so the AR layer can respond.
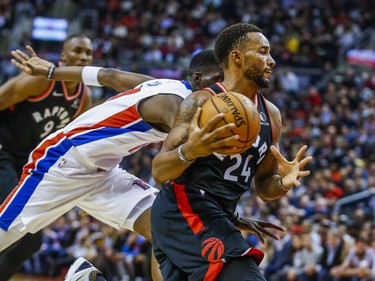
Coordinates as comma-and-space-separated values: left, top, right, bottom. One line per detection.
260, 95, 279, 115
261, 96, 282, 130
137, 78, 189, 89
178, 89, 213, 108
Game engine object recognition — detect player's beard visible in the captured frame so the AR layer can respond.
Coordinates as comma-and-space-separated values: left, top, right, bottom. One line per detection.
244, 58, 270, 89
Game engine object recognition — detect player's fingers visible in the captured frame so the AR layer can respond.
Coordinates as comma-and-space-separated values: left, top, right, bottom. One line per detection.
201, 113, 225, 133
15, 49, 30, 61
10, 50, 25, 62
298, 170, 310, 178
210, 123, 236, 139
257, 233, 265, 244
251, 223, 280, 242
210, 134, 240, 146
258, 221, 285, 232
191, 107, 202, 129
10, 58, 24, 69
295, 145, 307, 161
11, 59, 32, 74
26, 45, 37, 57
270, 145, 284, 161
294, 179, 301, 187
299, 156, 313, 169
259, 228, 280, 241
248, 226, 265, 244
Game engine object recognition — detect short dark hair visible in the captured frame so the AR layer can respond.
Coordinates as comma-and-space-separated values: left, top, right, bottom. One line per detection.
188, 49, 220, 77
214, 23, 262, 67
63, 34, 90, 48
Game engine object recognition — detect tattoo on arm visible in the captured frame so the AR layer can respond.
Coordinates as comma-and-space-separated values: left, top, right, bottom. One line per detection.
175, 98, 198, 123
178, 124, 190, 145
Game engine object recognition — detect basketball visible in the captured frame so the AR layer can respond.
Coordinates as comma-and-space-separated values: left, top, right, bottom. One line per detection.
199, 92, 260, 154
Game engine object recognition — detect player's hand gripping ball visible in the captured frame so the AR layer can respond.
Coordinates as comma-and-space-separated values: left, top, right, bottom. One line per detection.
199, 92, 260, 155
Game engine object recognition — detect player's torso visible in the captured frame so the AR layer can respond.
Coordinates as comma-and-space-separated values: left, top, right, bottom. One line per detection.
62, 79, 192, 170
174, 83, 273, 212
0, 80, 86, 162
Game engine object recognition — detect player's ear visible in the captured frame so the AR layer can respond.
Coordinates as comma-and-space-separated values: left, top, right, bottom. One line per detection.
193, 72, 202, 83
230, 50, 242, 65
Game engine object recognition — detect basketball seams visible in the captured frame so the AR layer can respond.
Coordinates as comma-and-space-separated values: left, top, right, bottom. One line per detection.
199, 92, 260, 155
210, 97, 237, 136
229, 94, 252, 151
229, 93, 261, 153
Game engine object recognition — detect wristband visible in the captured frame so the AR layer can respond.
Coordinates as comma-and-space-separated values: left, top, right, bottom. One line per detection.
177, 144, 195, 163
277, 174, 292, 191
81, 66, 103, 87
47, 64, 55, 80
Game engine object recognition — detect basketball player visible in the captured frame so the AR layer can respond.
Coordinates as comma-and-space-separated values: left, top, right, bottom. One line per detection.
150, 23, 313, 280
9, 47, 286, 281
0, 34, 96, 280
0, 35, 158, 281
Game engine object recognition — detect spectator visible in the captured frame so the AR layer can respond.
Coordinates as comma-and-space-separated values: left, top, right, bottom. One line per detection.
317, 228, 349, 281
330, 237, 375, 281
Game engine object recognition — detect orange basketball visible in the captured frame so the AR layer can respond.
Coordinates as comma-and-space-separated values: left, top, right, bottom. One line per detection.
199, 92, 260, 155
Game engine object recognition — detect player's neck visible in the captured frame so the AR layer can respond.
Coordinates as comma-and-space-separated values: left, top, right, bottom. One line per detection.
222, 79, 259, 102
64, 80, 80, 96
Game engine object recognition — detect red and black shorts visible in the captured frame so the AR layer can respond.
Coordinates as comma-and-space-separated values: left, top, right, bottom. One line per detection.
151, 182, 265, 281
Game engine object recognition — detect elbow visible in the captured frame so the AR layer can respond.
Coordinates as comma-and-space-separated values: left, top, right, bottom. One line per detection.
258, 193, 271, 203
254, 186, 272, 202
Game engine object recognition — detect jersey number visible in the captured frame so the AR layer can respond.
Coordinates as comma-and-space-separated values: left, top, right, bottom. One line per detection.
224, 154, 253, 183
40, 120, 55, 138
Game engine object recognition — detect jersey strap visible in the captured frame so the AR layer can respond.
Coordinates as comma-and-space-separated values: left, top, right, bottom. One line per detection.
203, 82, 228, 96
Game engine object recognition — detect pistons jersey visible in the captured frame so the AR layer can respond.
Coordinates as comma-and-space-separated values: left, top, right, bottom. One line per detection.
33, 79, 192, 171
174, 82, 274, 213
0, 79, 88, 164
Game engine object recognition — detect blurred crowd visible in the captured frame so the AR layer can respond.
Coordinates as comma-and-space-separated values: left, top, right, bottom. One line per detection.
0, 0, 374, 281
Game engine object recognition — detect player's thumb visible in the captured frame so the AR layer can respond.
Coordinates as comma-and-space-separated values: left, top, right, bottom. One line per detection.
192, 107, 202, 128
270, 145, 282, 159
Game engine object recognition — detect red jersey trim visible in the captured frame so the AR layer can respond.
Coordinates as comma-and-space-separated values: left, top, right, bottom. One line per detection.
204, 262, 224, 281
0, 132, 66, 214
215, 82, 227, 92
242, 247, 264, 266
173, 182, 205, 234
61, 80, 83, 101
72, 85, 88, 119
202, 87, 217, 96
27, 80, 55, 102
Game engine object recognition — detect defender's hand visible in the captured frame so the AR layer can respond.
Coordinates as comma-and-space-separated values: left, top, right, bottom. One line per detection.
11, 45, 52, 77
232, 214, 285, 244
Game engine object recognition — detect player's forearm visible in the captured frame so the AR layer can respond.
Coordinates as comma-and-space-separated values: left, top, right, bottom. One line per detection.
152, 145, 194, 184
51, 66, 153, 92
51, 66, 84, 82
255, 174, 290, 201
98, 68, 154, 92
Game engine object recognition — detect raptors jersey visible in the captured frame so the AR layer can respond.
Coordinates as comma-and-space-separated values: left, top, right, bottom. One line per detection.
0, 78, 87, 164
37, 79, 192, 171
174, 82, 274, 213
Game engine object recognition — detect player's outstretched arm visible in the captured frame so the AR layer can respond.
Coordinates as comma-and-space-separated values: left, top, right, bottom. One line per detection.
254, 102, 313, 201
11, 45, 155, 92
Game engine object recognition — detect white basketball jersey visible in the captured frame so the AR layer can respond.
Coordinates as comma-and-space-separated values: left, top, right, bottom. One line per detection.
43, 79, 192, 170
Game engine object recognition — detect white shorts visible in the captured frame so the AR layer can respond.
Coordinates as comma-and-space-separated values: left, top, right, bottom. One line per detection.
0, 146, 158, 251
